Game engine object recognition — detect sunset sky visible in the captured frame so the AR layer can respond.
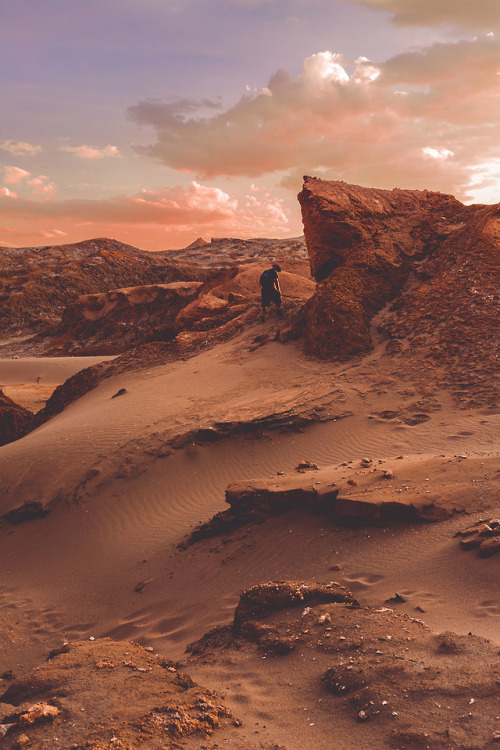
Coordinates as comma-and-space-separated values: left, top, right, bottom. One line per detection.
1, 0, 500, 250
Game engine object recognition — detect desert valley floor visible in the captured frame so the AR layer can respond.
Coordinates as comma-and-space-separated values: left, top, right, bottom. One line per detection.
0, 324, 499, 749
0, 180, 499, 749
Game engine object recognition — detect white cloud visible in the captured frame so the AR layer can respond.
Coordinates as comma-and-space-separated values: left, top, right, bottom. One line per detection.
0, 187, 18, 199
128, 37, 500, 201
423, 147, 454, 160
0, 140, 42, 156
4, 167, 31, 184
60, 144, 122, 159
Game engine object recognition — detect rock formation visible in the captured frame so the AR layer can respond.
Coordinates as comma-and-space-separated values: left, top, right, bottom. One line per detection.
0, 390, 32, 447
0, 639, 234, 749
186, 453, 498, 543
0, 238, 205, 348
46, 282, 201, 355
187, 580, 500, 749
298, 177, 500, 402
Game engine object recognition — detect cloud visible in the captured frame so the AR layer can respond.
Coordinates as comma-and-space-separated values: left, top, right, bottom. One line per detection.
4, 166, 31, 184
338, 0, 500, 31
128, 37, 500, 201
27, 176, 57, 197
60, 144, 122, 159
0, 140, 42, 156
0, 187, 18, 199
0, 180, 290, 250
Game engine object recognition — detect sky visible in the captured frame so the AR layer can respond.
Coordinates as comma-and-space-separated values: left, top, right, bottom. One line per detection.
1, 0, 500, 250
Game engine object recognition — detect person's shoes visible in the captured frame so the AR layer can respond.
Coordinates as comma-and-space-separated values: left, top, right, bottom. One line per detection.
276, 308, 284, 318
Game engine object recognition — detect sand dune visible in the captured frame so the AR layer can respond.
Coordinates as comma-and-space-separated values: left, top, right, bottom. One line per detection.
0, 324, 498, 710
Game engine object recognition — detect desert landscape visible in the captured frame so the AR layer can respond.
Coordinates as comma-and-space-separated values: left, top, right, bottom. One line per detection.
0, 178, 499, 749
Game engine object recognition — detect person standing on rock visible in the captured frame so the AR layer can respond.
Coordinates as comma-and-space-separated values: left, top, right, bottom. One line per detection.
259, 263, 283, 321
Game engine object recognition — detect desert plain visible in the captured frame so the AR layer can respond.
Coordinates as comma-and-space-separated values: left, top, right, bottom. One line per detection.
0, 178, 498, 749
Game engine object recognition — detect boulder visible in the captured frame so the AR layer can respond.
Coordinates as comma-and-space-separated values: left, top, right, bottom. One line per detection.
0, 390, 32, 447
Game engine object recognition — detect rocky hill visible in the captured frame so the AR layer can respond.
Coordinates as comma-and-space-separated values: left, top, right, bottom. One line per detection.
298, 177, 499, 407
161, 235, 307, 267
0, 238, 206, 343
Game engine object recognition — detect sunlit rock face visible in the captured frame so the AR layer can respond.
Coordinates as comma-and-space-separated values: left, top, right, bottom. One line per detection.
298, 178, 500, 407
298, 177, 464, 357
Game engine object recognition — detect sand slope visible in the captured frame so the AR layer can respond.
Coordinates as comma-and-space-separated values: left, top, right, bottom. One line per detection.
0, 318, 498, 749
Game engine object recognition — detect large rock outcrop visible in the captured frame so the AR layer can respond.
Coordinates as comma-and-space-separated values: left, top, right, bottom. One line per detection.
298, 177, 500, 384
46, 282, 201, 355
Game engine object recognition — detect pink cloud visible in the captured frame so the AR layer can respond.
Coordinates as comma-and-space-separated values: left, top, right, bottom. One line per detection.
4, 166, 31, 184
0, 187, 18, 199
0, 180, 291, 250
26, 176, 57, 197
128, 37, 500, 202
60, 144, 121, 159
0, 140, 42, 156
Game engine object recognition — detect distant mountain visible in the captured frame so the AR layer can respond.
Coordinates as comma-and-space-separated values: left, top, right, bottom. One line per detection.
0, 237, 206, 340
159, 235, 308, 267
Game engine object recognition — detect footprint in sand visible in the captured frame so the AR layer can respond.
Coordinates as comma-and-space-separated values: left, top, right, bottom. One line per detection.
475, 600, 500, 618
342, 572, 385, 590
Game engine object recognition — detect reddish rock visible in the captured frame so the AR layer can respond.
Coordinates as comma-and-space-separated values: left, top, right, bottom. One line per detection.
0, 639, 233, 748
297, 178, 500, 410
0, 390, 32, 447
0, 238, 206, 350
47, 282, 201, 355
233, 580, 358, 635
298, 177, 463, 358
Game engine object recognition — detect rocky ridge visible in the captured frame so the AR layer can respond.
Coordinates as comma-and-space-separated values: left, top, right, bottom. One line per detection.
297, 178, 499, 407
0, 237, 206, 345
160, 235, 307, 267
186, 453, 497, 544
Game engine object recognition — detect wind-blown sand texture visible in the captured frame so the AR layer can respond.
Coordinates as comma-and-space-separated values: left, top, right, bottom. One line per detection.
0, 184, 499, 749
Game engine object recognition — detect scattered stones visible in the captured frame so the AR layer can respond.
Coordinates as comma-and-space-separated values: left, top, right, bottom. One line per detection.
456, 518, 500, 558
295, 459, 319, 472
385, 593, 407, 604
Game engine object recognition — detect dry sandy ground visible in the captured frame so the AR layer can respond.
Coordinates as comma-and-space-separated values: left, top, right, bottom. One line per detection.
0, 356, 114, 411
0, 318, 498, 748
